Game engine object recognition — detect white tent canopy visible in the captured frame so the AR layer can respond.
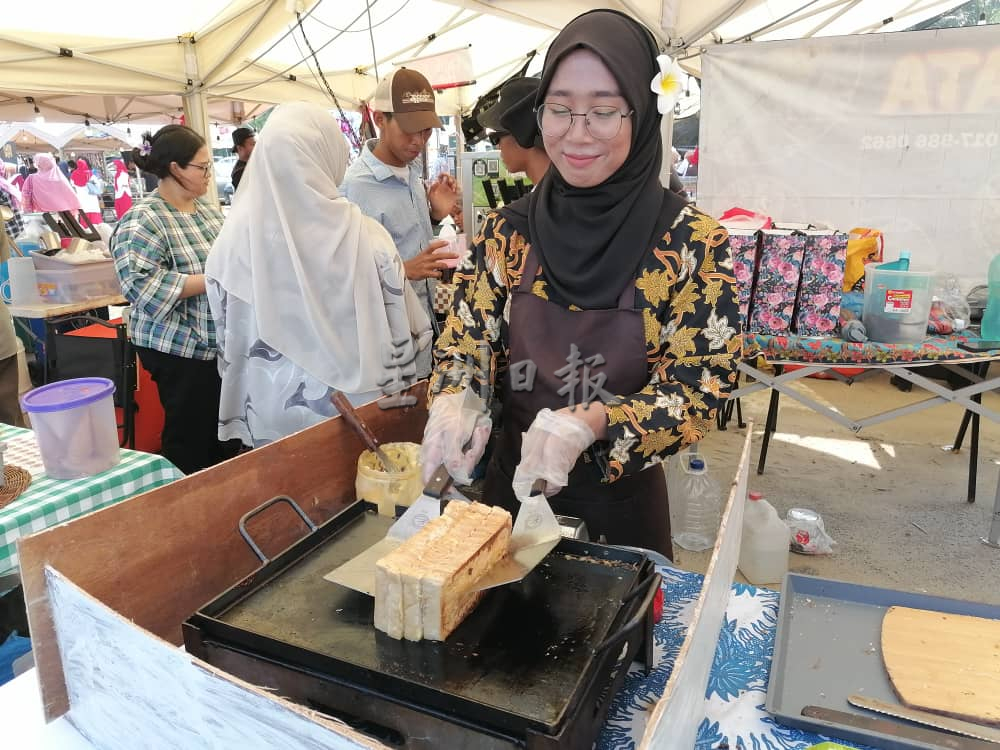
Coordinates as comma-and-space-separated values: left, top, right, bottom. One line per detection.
0, 122, 132, 154
0, 0, 966, 137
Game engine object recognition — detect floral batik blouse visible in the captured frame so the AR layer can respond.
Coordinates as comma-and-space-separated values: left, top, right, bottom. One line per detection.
430, 203, 742, 483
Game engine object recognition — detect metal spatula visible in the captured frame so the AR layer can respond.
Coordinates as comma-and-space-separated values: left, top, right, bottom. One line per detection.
324, 463, 454, 596
472, 479, 562, 591
385, 389, 491, 543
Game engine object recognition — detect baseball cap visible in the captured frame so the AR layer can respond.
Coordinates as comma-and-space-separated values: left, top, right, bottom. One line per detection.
231, 127, 255, 153
372, 68, 443, 133
478, 77, 543, 149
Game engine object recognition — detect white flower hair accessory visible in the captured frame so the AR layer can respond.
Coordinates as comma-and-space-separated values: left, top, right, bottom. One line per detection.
650, 54, 685, 114
139, 139, 152, 157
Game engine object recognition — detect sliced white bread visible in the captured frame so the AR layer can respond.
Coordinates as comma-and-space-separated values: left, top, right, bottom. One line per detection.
375, 502, 512, 641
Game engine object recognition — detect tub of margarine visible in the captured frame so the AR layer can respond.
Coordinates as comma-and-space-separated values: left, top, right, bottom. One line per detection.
355, 442, 423, 516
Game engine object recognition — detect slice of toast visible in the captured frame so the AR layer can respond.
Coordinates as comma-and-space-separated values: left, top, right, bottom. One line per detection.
375, 502, 512, 641
420, 505, 512, 641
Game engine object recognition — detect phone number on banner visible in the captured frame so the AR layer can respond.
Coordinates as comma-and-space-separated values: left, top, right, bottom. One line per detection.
861, 132, 999, 150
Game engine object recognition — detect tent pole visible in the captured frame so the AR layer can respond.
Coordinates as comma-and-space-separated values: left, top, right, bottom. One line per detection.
437, 0, 559, 31
803, 0, 864, 37
616, 0, 670, 47
454, 101, 465, 187
660, 110, 674, 190
0, 33, 189, 85
200, 0, 281, 83
181, 35, 220, 205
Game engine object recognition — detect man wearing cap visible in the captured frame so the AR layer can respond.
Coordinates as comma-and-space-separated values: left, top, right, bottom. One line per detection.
230, 127, 256, 191
341, 68, 459, 377
477, 76, 551, 185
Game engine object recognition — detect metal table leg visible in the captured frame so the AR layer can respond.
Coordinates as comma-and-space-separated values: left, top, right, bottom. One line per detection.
969, 406, 980, 503
982, 469, 1000, 548
718, 370, 743, 432
951, 410, 972, 451
952, 362, 987, 503
757, 365, 782, 475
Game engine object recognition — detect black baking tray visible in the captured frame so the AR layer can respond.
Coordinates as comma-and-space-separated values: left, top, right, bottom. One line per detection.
183, 499, 658, 746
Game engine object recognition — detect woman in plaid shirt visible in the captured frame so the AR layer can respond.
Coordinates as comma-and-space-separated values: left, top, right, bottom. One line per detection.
111, 126, 240, 474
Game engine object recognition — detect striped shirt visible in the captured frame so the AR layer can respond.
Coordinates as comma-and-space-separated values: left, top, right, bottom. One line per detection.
111, 192, 222, 360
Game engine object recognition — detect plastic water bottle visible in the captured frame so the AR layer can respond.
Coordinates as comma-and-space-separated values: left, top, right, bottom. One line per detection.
738, 492, 790, 585
877, 250, 911, 271
14, 215, 46, 254
672, 456, 722, 551
3, 221, 41, 303
980, 254, 1000, 339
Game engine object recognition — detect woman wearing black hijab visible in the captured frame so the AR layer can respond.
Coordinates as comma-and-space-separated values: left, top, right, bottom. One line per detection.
423, 10, 739, 557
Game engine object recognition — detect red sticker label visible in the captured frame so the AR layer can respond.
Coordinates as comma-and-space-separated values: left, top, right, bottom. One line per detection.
884, 289, 913, 314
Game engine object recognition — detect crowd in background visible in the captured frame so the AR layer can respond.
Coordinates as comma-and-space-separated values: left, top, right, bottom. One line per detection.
2, 11, 735, 559
104, 8, 737, 566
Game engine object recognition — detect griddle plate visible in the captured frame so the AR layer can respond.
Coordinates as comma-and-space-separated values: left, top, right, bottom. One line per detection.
200, 505, 644, 735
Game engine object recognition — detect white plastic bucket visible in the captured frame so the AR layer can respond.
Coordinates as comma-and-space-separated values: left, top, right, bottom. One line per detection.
21, 377, 120, 479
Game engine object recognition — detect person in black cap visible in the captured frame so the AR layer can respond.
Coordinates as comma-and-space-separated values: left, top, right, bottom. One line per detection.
477, 77, 551, 185
230, 127, 256, 191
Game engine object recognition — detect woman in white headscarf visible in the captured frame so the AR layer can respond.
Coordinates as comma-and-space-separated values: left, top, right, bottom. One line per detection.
205, 102, 432, 448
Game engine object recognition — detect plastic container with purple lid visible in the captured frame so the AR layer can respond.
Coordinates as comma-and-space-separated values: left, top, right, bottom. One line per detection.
21, 377, 120, 478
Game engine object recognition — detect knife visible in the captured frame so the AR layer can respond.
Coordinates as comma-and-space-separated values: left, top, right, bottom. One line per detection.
847, 695, 1000, 745
801, 705, 996, 750
331, 391, 402, 473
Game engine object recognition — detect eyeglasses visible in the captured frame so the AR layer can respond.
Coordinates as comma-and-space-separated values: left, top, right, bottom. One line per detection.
186, 162, 212, 174
535, 103, 634, 141
487, 131, 509, 147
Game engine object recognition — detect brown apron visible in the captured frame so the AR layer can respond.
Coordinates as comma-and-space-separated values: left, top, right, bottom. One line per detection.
483, 250, 672, 558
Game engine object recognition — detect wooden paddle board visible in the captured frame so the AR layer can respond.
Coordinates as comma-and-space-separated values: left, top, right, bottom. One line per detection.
881, 606, 1000, 727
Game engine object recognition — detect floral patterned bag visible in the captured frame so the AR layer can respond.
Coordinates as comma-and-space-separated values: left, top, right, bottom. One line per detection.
748, 231, 806, 335
727, 230, 761, 329
795, 232, 847, 336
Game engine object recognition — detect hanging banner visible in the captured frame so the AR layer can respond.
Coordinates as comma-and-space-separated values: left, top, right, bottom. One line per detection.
699, 25, 1000, 289
394, 45, 475, 90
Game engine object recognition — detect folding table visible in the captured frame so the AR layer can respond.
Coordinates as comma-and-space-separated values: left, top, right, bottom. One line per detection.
722, 332, 1000, 546
0, 424, 181, 587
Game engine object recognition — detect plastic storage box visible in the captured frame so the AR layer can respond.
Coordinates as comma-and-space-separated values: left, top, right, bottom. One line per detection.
20, 377, 121, 478
34, 261, 121, 304
862, 266, 934, 345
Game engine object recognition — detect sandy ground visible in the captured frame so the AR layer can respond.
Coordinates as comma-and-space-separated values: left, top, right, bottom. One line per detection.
671, 368, 1000, 605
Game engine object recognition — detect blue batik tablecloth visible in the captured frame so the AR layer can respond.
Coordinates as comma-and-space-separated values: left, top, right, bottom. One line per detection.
598, 565, 860, 750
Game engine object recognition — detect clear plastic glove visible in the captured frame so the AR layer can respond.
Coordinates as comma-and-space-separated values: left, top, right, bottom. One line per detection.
420, 391, 491, 485
512, 408, 596, 499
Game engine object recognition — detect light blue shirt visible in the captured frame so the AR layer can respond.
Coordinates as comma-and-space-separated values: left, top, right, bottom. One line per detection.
341, 139, 436, 375
342, 140, 435, 292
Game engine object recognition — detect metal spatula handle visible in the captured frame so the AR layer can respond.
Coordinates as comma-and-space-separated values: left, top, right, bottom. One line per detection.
331, 391, 401, 473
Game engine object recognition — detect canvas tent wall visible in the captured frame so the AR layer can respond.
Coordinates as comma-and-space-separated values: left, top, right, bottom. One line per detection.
697, 23, 1000, 290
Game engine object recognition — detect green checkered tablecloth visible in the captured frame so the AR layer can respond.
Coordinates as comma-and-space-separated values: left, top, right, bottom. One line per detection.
0, 424, 182, 576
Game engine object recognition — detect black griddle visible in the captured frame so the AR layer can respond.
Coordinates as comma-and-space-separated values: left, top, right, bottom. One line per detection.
183, 499, 660, 749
